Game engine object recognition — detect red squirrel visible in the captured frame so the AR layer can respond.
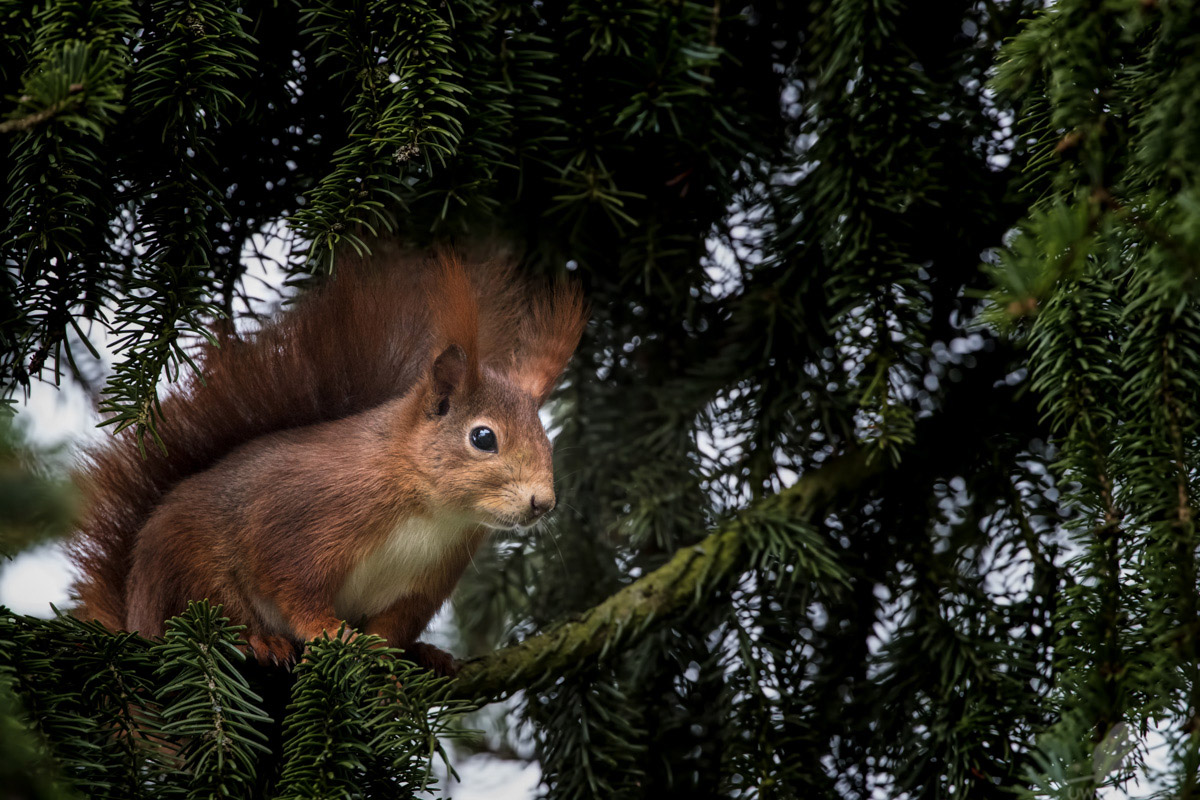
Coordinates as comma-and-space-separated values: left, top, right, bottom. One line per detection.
69, 246, 587, 674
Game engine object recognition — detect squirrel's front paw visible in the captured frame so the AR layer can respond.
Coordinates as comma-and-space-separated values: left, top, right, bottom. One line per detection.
247, 633, 300, 668
404, 641, 459, 677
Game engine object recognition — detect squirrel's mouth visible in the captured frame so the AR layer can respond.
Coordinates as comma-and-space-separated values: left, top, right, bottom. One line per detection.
477, 489, 555, 530
481, 509, 547, 530
482, 516, 537, 531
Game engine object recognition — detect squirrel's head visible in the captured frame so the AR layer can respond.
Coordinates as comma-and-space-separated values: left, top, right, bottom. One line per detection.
407, 254, 587, 529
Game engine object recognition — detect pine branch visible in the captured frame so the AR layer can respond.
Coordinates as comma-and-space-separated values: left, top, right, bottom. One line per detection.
0, 673, 71, 800
274, 628, 472, 799
150, 604, 271, 799
290, 0, 466, 271
451, 448, 881, 701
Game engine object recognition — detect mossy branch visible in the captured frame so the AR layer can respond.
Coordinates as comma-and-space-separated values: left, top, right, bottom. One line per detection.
451, 448, 881, 701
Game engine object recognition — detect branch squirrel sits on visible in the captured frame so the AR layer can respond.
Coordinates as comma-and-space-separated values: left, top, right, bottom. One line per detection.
69, 245, 588, 675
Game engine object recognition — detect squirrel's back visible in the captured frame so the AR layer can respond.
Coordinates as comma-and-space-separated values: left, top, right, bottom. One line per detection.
69, 246, 528, 630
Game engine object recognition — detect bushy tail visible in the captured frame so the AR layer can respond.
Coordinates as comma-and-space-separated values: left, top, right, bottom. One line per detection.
69, 246, 525, 629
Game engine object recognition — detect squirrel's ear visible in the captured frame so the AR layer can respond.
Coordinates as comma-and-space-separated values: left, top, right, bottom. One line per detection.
513, 357, 568, 407
429, 345, 468, 416
513, 282, 588, 406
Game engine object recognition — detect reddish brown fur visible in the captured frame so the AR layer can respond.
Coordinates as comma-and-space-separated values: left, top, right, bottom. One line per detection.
514, 282, 590, 404
70, 248, 587, 670
428, 252, 482, 392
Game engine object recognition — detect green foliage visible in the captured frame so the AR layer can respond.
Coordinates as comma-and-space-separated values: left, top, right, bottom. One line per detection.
290, 0, 466, 270
0, 417, 77, 558
275, 629, 472, 799
986, 0, 1200, 795
0, 604, 469, 800
151, 604, 272, 799
2, 3, 133, 394
0, 419, 81, 800
99, 0, 257, 443
0, 669, 72, 800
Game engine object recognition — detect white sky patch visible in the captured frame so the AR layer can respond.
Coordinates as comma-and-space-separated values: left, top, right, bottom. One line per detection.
0, 542, 75, 617
438, 757, 541, 800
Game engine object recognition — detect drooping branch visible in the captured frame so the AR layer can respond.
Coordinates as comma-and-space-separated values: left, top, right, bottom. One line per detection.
451, 448, 881, 701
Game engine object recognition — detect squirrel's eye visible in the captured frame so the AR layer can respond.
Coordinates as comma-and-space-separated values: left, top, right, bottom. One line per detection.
470, 426, 498, 453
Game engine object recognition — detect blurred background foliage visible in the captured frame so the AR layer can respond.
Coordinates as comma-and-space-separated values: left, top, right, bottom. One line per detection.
4, 0, 1200, 796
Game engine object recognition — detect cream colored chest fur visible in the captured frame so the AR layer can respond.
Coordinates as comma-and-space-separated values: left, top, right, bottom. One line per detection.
333, 513, 476, 621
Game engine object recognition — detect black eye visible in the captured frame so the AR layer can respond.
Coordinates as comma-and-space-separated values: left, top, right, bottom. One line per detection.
470, 426, 498, 453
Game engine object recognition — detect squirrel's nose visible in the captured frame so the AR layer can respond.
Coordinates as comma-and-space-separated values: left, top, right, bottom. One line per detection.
530, 494, 555, 519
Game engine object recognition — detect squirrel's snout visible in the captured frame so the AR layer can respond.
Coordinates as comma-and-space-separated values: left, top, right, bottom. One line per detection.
529, 493, 555, 520
493, 486, 556, 528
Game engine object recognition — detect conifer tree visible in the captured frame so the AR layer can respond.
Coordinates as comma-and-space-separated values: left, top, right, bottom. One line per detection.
4, 0, 1200, 797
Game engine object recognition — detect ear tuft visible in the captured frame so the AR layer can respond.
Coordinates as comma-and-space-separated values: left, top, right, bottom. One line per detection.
428, 253, 481, 392
513, 281, 589, 406
430, 344, 467, 416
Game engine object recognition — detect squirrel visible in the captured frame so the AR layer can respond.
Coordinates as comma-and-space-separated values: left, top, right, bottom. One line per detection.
68, 245, 587, 675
